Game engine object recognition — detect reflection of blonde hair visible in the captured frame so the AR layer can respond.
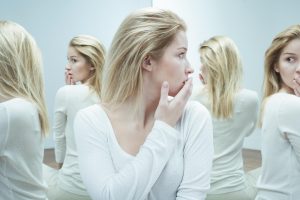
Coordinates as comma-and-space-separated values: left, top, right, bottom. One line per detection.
260, 24, 300, 125
199, 36, 242, 118
101, 8, 186, 110
0, 21, 49, 134
69, 35, 105, 95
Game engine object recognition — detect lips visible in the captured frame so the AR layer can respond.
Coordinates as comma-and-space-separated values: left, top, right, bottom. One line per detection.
183, 78, 188, 85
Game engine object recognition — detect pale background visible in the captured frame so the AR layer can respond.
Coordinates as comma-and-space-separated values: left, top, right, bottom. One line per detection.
1, 0, 299, 149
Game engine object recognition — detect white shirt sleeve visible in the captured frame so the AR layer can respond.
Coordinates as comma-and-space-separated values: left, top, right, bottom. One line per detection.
176, 102, 213, 200
278, 96, 300, 163
0, 106, 8, 154
74, 108, 178, 200
53, 87, 67, 163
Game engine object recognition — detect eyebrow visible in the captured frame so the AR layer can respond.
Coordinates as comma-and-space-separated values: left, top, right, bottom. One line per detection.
178, 47, 187, 51
282, 52, 296, 55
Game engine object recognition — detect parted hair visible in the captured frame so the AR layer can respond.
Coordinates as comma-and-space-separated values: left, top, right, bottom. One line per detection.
0, 20, 49, 134
199, 36, 243, 118
101, 8, 186, 110
260, 24, 300, 125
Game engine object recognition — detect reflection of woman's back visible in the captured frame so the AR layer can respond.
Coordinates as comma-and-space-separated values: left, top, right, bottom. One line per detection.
53, 85, 99, 191
43, 35, 105, 200
192, 36, 259, 200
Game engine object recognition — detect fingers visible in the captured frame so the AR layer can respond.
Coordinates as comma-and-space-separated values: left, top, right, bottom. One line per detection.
158, 81, 169, 106
173, 78, 193, 103
65, 70, 74, 85
199, 72, 206, 85
293, 79, 300, 96
154, 80, 193, 127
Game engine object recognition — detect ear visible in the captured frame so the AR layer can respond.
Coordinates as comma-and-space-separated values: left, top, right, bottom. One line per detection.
142, 55, 153, 72
89, 67, 95, 71
274, 64, 279, 73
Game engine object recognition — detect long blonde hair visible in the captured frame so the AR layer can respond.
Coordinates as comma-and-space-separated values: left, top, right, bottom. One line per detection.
199, 36, 243, 119
260, 24, 300, 125
0, 20, 49, 134
69, 35, 105, 95
101, 8, 186, 111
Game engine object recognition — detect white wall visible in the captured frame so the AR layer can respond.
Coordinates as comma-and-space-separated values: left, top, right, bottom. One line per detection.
2, 0, 299, 150
153, 0, 300, 150
1, 0, 151, 148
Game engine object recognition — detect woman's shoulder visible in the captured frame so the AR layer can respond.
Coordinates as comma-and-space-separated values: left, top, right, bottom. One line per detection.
1, 97, 36, 111
0, 98, 38, 124
57, 84, 90, 95
182, 100, 211, 122
266, 93, 300, 132
77, 103, 102, 117
75, 103, 107, 126
55, 84, 97, 105
237, 88, 259, 102
235, 88, 259, 110
273, 93, 300, 113
74, 104, 112, 138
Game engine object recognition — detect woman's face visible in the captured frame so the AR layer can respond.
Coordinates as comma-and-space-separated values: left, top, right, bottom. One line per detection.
67, 47, 93, 83
276, 38, 300, 93
150, 31, 194, 97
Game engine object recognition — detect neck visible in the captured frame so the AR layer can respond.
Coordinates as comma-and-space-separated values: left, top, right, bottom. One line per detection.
279, 85, 294, 95
104, 78, 160, 129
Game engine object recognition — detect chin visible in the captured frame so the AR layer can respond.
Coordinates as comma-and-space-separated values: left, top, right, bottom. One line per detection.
168, 87, 181, 97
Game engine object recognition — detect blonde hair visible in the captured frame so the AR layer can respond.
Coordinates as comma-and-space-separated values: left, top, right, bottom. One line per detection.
69, 35, 105, 95
260, 24, 300, 125
101, 8, 186, 110
199, 36, 243, 119
0, 20, 49, 134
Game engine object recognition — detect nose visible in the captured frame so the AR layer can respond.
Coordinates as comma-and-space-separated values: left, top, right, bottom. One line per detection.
296, 62, 300, 72
65, 63, 71, 70
185, 61, 194, 74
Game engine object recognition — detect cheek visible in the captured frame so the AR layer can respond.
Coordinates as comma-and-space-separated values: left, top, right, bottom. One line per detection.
72, 64, 89, 79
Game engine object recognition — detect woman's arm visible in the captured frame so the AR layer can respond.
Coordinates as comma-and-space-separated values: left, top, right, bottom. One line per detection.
279, 95, 300, 163
176, 102, 214, 200
53, 87, 68, 166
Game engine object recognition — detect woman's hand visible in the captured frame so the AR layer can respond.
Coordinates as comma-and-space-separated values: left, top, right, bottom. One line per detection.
293, 75, 300, 96
199, 71, 206, 85
57, 162, 63, 169
155, 79, 193, 127
65, 66, 74, 85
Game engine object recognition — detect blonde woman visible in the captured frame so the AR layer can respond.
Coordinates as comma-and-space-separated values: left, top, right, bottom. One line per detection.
44, 35, 105, 200
192, 36, 259, 200
0, 21, 49, 200
74, 8, 213, 200
256, 25, 300, 200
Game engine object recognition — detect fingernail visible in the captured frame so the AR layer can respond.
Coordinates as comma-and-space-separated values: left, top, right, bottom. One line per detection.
163, 81, 168, 88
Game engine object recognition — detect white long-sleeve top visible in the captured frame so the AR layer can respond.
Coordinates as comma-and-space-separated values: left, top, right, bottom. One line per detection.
0, 98, 47, 200
74, 101, 213, 200
53, 84, 99, 195
192, 88, 259, 194
256, 93, 300, 200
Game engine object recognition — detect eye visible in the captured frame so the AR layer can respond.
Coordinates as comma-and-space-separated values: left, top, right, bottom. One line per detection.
70, 58, 77, 64
178, 52, 185, 59
286, 57, 296, 63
